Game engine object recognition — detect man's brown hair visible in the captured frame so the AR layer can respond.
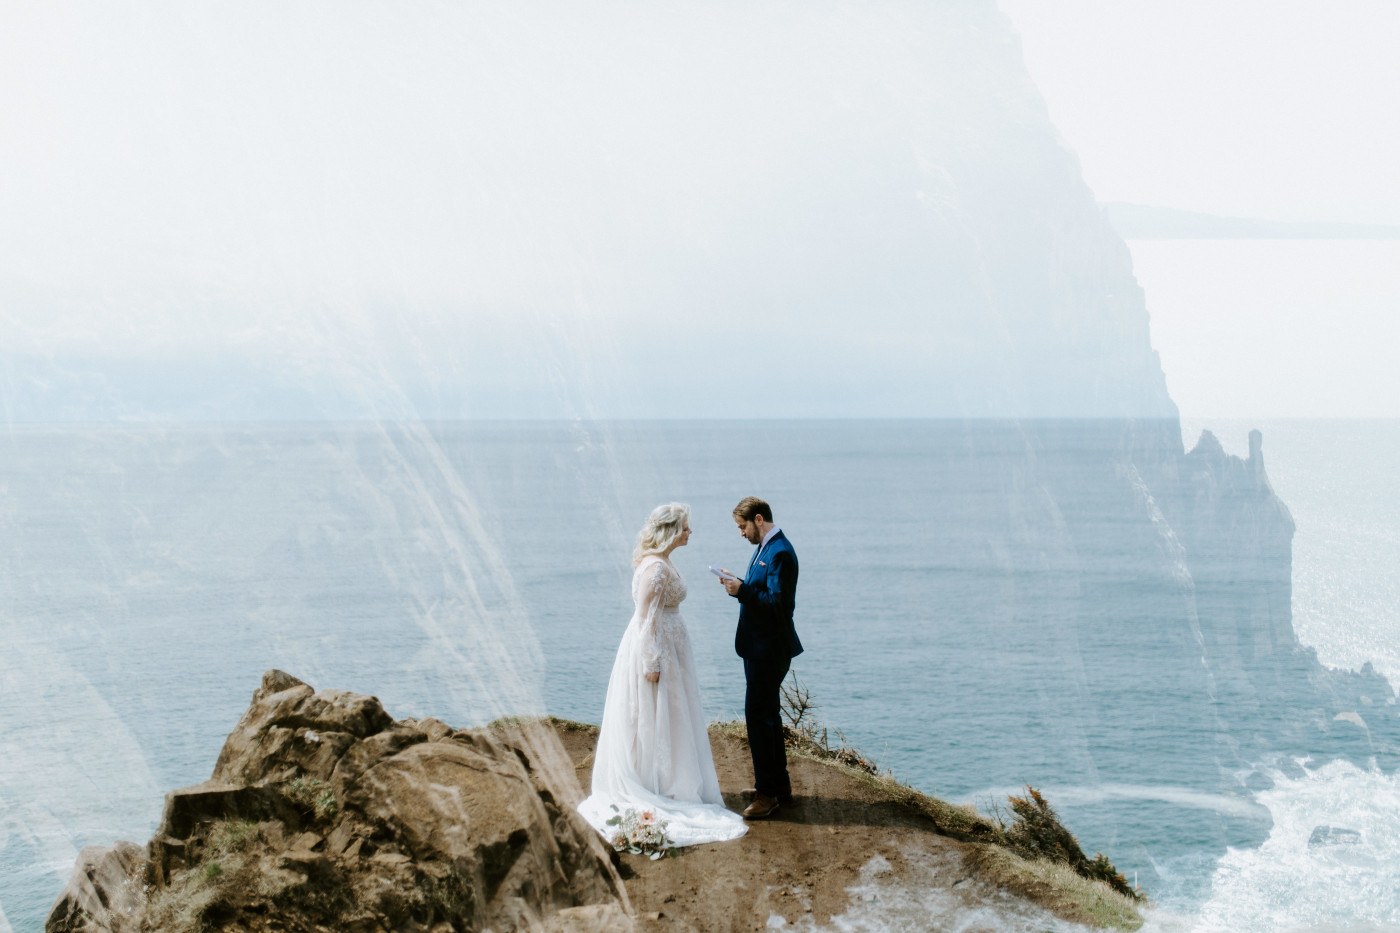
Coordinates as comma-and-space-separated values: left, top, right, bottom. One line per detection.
732, 496, 772, 523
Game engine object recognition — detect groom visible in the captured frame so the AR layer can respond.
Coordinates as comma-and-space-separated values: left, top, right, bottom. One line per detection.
720, 496, 802, 819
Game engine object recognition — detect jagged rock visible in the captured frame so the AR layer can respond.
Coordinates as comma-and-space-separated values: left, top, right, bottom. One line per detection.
1154, 428, 1400, 767
157, 782, 299, 842
1308, 825, 1362, 847
211, 670, 394, 787
46, 841, 149, 933
45, 670, 629, 933
1176, 428, 1297, 670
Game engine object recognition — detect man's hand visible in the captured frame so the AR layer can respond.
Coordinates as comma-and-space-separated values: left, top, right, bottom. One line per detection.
721, 572, 741, 596
644, 671, 660, 683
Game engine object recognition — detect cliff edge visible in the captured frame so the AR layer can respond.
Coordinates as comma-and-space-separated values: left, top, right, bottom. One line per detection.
49, 671, 1142, 933
48, 671, 629, 933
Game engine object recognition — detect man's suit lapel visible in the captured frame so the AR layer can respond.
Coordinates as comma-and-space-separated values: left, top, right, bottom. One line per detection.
747, 530, 785, 580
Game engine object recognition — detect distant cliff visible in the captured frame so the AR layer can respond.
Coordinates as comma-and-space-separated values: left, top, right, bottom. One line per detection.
878, 1, 1400, 778
906, 415, 1398, 807
1159, 429, 1398, 767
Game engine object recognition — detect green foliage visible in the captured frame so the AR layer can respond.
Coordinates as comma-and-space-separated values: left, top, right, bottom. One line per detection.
1003, 786, 1084, 863
1084, 851, 1139, 899
779, 672, 877, 775
285, 776, 339, 822
143, 819, 259, 933
209, 818, 258, 857
971, 845, 1145, 931
315, 788, 339, 820
994, 785, 1141, 902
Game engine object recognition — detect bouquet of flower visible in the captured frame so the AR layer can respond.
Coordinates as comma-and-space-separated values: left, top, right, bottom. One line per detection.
604, 805, 676, 859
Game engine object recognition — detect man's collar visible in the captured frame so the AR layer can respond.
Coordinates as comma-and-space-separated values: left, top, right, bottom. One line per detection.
759, 525, 782, 549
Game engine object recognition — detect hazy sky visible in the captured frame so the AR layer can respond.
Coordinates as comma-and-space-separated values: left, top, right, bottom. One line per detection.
998, 0, 1400, 225
2, 1, 1142, 422
1000, 0, 1400, 418
2, 2, 1397, 419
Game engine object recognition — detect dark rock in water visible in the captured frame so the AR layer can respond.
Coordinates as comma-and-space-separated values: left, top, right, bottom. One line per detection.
1243, 771, 1275, 792
46, 669, 629, 933
1308, 825, 1362, 847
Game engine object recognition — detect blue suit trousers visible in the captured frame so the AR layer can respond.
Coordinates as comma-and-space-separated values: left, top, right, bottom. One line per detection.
744, 656, 792, 798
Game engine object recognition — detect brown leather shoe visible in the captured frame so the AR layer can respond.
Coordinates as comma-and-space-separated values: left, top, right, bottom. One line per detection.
743, 787, 794, 807
742, 793, 781, 820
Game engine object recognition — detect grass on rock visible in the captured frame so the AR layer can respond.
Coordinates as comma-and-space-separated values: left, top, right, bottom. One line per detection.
768, 673, 1144, 929
284, 775, 338, 821
144, 818, 261, 933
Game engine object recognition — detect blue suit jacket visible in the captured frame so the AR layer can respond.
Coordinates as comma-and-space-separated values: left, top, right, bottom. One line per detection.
734, 530, 803, 661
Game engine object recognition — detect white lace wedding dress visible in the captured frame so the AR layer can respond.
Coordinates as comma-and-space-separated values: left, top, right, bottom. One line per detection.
577, 556, 748, 847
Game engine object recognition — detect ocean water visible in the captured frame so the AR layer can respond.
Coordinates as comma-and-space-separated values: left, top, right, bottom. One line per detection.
1, 419, 1396, 931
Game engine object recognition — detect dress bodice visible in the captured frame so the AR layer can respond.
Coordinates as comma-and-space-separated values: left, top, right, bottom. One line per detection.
634, 557, 686, 611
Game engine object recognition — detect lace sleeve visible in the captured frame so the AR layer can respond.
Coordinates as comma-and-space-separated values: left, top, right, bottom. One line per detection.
636, 560, 669, 675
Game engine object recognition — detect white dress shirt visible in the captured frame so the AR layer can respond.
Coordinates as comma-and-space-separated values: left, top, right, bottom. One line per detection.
750, 526, 782, 572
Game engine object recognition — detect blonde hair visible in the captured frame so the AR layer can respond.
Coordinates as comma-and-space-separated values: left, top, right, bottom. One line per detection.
632, 502, 691, 566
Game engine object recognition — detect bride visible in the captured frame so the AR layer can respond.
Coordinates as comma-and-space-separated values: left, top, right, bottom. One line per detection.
577, 503, 747, 848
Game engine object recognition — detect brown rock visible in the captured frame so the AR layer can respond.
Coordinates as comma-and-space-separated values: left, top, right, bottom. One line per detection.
289, 830, 323, 852
45, 841, 149, 933
211, 670, 393, 786
354, 738, 569, 909
547, 904, 633, 932
46, 671, 627, 933
328, 721, 429, 796
156, 781, 296, 841
415, 717, 456, 742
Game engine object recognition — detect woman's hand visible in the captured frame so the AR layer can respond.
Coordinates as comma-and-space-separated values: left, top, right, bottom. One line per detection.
644, 671, 660, 683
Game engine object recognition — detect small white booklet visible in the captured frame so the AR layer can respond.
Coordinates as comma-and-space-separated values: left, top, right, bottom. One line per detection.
709, 564, 738, 581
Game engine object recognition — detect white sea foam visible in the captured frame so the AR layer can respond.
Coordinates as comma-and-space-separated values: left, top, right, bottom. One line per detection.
1146, 759, 1400, 933
962, 783, 1269, 820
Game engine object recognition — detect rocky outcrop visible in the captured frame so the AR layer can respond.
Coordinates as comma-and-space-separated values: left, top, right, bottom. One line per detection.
950, 418, 1399, 795
45, 842, 151, 933
46, 670, 629, 933
47, 691, 1150, 933
1155, 429, 1399, 767
1172, 429, 1297, 671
